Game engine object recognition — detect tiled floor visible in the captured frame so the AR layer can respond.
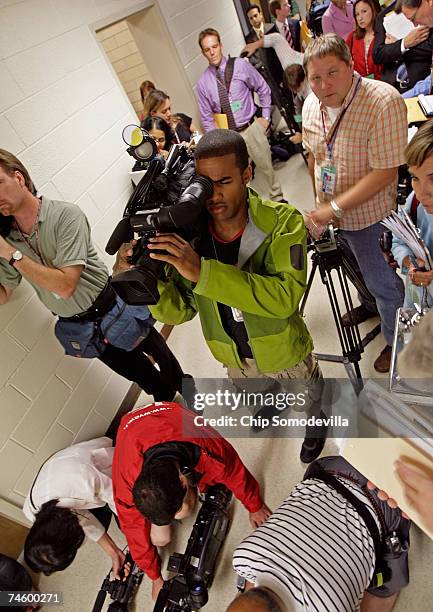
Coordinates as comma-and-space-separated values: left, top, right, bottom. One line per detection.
37, 154, 433, 610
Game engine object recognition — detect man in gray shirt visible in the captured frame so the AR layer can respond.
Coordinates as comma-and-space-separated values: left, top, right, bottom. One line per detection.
0, 148, 185, 401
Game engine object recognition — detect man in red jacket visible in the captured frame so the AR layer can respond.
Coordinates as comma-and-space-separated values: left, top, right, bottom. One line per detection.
112, 402, 270, 601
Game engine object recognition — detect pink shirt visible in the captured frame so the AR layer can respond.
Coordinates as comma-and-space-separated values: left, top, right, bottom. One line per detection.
322, 2, 355, 40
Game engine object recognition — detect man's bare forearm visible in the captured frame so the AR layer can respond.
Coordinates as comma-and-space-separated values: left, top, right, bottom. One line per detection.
11, 256, 82, 299
336, 167, 399, 213
0, 284, 11, 304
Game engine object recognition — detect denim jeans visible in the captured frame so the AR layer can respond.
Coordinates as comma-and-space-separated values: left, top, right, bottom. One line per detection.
339, 222, 404, 346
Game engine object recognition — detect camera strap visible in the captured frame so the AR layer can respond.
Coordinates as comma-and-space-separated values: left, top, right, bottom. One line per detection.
224, 56, 236, 91
306, 465, 388, 588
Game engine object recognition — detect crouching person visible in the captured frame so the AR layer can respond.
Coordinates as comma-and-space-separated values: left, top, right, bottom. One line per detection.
112, 401, 271, 601
228, 456, 410, 612
23, 437, 124, 578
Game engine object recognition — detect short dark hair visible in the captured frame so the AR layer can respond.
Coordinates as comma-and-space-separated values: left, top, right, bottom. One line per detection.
269, 0, 284, 19
0, 555, 33, 612
133, 460, 186, 526
246, 3, 262, 16
395, 0, 422, 12
24, 500, 85, 575
194, 129, 249, 173
198, 28, 221, 49
0, 149, 37, 195
284, 63, 306, 91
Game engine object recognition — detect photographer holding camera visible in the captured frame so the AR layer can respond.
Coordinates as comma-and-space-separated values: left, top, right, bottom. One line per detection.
0, 149, 187, 402
144, 129, 327, 464
112, 401, 270, 601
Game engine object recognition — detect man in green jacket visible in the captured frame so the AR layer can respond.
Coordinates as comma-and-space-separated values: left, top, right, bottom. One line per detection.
147, 129, 326, 463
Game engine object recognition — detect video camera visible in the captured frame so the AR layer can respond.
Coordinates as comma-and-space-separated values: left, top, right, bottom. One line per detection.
92, 551, 144, 612
106, 125, 213, 305
0, 215, 13, 238
153, 485, 232, 612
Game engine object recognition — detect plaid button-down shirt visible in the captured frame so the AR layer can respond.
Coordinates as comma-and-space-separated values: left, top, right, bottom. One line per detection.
302, 74, 408, 231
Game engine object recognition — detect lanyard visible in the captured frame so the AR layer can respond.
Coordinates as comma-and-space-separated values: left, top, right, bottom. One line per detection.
14, 198, 47, 266
320, 76, 362, 161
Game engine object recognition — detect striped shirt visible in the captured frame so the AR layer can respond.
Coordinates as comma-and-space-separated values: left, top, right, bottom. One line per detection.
233, 477, 380, 612
302, 74, 407, 231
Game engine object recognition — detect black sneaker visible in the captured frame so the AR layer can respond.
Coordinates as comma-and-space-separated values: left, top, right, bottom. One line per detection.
300, 411, 328, 463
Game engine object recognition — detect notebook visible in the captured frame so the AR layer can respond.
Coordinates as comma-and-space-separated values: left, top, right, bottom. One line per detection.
341, 380, 433, 538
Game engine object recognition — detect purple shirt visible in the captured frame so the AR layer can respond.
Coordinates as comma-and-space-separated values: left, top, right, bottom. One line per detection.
196, 56, 272, 132
322, 2, 355, 40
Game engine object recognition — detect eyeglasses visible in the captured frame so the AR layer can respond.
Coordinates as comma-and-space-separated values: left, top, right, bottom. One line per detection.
153, 137, 166, 144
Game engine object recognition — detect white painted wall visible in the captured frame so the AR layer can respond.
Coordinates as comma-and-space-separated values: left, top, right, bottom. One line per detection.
0, 0, 244, 521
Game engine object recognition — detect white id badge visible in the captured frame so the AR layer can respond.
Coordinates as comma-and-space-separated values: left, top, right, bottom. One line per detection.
320, 164, 337, 195
231, 307, 244, 322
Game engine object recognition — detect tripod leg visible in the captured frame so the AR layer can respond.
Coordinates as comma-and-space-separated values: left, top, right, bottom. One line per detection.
300, 255, 317, 316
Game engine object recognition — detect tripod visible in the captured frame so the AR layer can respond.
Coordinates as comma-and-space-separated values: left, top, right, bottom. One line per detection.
300, 228, 381, 393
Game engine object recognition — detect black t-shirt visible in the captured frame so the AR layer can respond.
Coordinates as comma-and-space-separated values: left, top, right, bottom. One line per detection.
199, 228, 253, 359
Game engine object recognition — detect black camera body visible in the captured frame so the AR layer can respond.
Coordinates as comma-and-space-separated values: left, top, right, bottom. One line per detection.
0, 215, 13, 238
153, 485, 232, 612
106, 141, 213, 305
92, 552, 143, 612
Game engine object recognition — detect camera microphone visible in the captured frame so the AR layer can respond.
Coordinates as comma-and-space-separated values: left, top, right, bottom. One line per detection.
105, 217, 134, 255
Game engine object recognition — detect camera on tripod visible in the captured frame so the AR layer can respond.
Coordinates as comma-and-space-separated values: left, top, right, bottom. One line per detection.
308, 224, 338, 254
153, 485, 232, 612
105, 125, 213, 305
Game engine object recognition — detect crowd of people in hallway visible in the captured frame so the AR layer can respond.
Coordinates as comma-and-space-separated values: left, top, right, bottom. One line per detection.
2, 0, 433, 610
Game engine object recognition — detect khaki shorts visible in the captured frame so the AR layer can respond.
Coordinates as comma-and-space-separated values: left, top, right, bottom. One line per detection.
227, 353, 323, 415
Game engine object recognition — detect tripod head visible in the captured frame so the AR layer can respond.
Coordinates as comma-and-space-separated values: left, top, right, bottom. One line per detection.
307, 224, 338, 254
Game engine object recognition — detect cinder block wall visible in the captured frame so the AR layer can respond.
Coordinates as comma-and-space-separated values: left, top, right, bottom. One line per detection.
96, 20, 155, 117
0, 0, 244, 521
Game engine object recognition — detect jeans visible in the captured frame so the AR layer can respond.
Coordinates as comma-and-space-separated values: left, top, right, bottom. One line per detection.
339, 222, 404, 345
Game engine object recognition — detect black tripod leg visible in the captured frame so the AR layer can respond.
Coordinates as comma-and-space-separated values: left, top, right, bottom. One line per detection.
300, 256, 317, 316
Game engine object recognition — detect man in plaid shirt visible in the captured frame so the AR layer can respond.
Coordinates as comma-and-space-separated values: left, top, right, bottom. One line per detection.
302, 34, 407, 372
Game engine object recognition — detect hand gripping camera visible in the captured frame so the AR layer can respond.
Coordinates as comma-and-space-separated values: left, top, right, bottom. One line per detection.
92, 551, 144, 612
106, 125, 213, 305
153, 485, 232, 612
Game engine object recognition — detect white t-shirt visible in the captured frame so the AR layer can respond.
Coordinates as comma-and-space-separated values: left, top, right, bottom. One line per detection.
325, 105, 342, 124
233, 477, 379, 612
23, 437, 115, 542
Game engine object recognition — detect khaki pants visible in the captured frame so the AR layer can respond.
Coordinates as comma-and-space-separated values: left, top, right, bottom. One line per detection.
227, 353, 323, 416
240, 119, 283, 201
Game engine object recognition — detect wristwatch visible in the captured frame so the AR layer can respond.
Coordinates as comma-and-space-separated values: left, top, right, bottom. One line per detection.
9, 249, 23, 266
330, 199, 344, 219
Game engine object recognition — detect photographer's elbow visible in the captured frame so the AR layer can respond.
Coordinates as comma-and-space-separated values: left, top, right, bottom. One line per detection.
0, 285, 13, 304
58, 283, 77, 300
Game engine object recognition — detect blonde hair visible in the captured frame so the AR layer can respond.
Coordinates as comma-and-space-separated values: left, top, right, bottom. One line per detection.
405, 119, 433, 168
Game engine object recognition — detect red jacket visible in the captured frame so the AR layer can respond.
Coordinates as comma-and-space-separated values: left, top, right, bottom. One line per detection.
112, 402, 263, 579
346, 31, 382, 80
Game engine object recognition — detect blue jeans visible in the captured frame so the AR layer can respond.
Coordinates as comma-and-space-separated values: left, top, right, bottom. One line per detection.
339, 222, 404, 346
